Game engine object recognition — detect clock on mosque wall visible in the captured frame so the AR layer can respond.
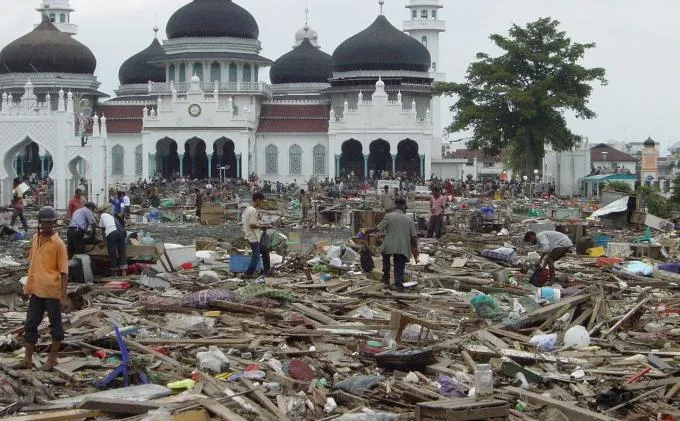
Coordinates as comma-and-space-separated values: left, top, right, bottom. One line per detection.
188, 104, 201, 117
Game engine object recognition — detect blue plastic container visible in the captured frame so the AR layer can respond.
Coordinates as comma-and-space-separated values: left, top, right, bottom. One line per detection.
229, 255, 263, 273
593, 235, 610, 248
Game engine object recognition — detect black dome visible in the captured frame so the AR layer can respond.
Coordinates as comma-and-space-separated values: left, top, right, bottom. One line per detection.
644, 137, 655, 147
332, 15, 431, 73
119, 37, 166, 85
0, 17, 96, 74
166, 0, 259, 40
270, 38, 332, 84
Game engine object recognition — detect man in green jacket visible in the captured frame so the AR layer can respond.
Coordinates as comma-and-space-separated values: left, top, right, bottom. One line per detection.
376, 198, 419, 292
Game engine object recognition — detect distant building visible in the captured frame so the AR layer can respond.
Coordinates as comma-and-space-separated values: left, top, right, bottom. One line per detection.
590, 143, 637, 174
432, 149, 509, 181
640, 137, 659, 186
542, 142, 591, 198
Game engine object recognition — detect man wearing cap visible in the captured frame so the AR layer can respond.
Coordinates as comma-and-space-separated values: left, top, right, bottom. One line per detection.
20, 206, 68, 371
242, 192, 271, 279
67, 202, 97, 259
376, 198, 419, 292
524, 230, 573, 283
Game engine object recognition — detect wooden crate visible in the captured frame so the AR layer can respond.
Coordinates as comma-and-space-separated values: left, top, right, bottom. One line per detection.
416, 398, 509, 421
200, 204, 225, 226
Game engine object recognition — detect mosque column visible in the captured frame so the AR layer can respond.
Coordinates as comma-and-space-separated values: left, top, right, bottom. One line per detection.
391, 154, 397, 176
207, 154, 213, 179
334, 155, 340, 178
363, 154, 369, 179
179, 154, 184, 177
420, 154, 425, 178
236, 153, 243, 179
40, 155, 46, 178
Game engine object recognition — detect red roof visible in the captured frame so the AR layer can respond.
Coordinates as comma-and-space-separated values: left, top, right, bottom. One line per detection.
93, 104, 145, 134
590, 144, 636, 162
257, 103, 330, 133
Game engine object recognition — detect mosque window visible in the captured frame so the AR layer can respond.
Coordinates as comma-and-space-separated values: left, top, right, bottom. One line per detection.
289, 145, 302, 175
112, 145, 124, 176
253, 65, 259, 82
421, 10, 428, 19
60, 13, 66, 23
313, 144, 326, 175
179, 63, 186, 83
135, 145, 143, 176
422, 36, 428, 47
412, 10, 417, 19
49, 13, 55, 22
210, 62, 221, 82
168, 65, 176, 82
192, 62, 203, 81
432, 10, 437, 19
265, 144, 278, 175
243, 64, 252, 83
432, 62, 436, 72
229, 63, 238, 82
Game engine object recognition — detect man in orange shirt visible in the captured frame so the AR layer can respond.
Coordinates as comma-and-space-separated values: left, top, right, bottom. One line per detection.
20, 206, 69, 371
67, 189, 84, 219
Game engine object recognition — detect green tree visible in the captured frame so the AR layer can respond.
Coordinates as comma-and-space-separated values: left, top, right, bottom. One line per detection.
670, 174, 680, 204
638, 186, 672, 219
434, 17, 607, 176
604, 181, 632, 194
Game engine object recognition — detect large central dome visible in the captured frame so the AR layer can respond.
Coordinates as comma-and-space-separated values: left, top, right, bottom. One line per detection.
270, 38, 332, 84
166, 0, 259, 40
0, 17, 96, 75
332, 15, 431, 73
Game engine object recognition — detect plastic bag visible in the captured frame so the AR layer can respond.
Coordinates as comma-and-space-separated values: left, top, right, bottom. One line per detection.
336, 413, 398, 421
438, 374, 470, 397
196, 346, 230, 374
529, 333, 558, 351
336, 375, 385, 395
141, 408, 171, 421
469, 294, 506, 321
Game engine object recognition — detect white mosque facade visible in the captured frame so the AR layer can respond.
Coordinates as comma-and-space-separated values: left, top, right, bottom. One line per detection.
0, 0, 447, 208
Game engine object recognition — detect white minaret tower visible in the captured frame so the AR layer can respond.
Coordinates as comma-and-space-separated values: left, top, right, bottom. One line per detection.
404, 0, 446, 160
35, 0, 77, 35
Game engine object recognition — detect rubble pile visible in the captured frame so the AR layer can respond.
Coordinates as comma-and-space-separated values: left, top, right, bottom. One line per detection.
2, 190, 680, 420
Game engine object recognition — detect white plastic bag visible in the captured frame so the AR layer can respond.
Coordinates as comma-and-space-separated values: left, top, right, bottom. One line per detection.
196, 346, 230, 374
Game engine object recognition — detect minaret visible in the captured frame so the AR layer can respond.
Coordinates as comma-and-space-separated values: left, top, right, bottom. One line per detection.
35, 0, 77, 35
403, 0, 446, 159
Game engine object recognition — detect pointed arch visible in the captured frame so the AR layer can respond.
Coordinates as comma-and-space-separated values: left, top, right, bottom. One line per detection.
313, 144, 326, 175
339, 139, 363, 178
265, 144, 278, 175
111, 145, 124, 176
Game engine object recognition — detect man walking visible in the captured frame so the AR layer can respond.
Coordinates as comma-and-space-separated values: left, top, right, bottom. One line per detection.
524, 230, 573, 283
20, 206, 69, 371
67, 189, 84, 220
67, 202, 97, 259
380, 185, 395, 212
10, 178, 28, 232
427, 188, 447, 239
376, 198, 419, 292
299, 189, 311, 221
242, 192, 271, 279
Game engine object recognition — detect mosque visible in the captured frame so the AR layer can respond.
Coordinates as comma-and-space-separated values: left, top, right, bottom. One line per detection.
0, 0, 447, 208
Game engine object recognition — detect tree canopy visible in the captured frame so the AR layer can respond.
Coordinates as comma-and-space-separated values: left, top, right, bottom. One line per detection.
434, 17, 607, 176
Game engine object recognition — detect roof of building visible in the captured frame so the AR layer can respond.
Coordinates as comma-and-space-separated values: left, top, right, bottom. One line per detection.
0, 17, 96, 75
332, 15, 431, 73
582, 173, 638, 181
93, 104, 145, 134
270, 38, 332, 84
166, 0, 259, 40
257, 103, 329, 133
590, 143, 636, 162
118, 36, 165, 85
644, 136, 656, 147
295, 26, 319, 47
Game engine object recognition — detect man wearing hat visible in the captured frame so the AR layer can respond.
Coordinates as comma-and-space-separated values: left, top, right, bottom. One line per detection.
376, 198, 419, 292
67, 202, 97, 259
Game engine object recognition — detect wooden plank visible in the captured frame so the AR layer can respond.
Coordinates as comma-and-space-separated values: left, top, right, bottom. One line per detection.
474, 330, 508, 349
3, 409, 105, 421
603, 296, 651, 338
622, 376, 680, 391
465, 344, 588, 365
487, 326, 532, 344
136, 338, 249, 346
78, 397, 161, 415
124, 338, 191, 375
199, 399, 248, 421
664, 380, 680, 402
290, 302, 337, 325
512, 294, 592, 327
211, 300, 284, 319
171, 409, 210, 421
240, 378, 290, 421
505, 386, 618, 421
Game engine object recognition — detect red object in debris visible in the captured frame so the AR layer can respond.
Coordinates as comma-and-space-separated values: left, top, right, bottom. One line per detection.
625, 367, 651, 384
245, 364, 261, 372
596, 257, 623, 267
286, 359, 315, 382
93, 350, 107, 359
103, 281, 130, 290
152, 347, 168, 356
180, 262, 193, 270
190, 370, 202, 381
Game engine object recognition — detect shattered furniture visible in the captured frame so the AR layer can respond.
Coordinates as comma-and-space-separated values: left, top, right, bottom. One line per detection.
416, 397, 509, 420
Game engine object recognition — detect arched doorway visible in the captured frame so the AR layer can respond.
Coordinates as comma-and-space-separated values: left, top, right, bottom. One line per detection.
156, 138, 180, 179
184, 138, 208, 179
67, 156, 90, 200
339, 139, 363, 179
396, 139, 420, 178
368, 139, 391, 179
2, 138, 55, 206
213, 137, 237, 179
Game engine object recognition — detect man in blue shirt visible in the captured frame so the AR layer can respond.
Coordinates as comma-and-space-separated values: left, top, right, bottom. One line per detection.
111, 191, 124, 224
67, 202, 97, 259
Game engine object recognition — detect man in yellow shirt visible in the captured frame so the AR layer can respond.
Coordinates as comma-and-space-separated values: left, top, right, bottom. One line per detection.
20, 206, 69, 371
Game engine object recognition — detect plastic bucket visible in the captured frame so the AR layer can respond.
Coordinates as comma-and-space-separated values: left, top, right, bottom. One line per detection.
536, 287, 561, 302
229, 255, 262, 273
592, 235, 610, 248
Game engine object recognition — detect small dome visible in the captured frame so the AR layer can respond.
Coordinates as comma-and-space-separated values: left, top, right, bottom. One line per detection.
295, 26, 319, 47
644, 137, 656, 147
0, 17, 96, 74
332, 15, 431, 73
118, 36, 165, 85
166, 0, 259, 40
270, 38, 332, 84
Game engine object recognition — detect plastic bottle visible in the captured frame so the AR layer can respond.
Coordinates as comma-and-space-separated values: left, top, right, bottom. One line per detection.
474, 364, 493, 401
140, 232, 156, 260
535, 287, 561, 302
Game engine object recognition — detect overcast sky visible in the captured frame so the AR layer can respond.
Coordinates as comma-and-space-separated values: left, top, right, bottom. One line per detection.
1, 0, 678, 152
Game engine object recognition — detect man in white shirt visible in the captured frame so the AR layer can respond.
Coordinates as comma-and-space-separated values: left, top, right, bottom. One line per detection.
98, 210, 127, 276
242, 192, 270, 279
524, 230, 573, 283
122, 192, 131, 220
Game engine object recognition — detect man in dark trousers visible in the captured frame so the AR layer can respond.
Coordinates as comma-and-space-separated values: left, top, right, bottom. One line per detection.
376, 198, 419, 292
10, 178, 28, 232
242, 192, 271, 279
67, 202, 97, 259
524, 230, 573, 283
20, 206, 69, 371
